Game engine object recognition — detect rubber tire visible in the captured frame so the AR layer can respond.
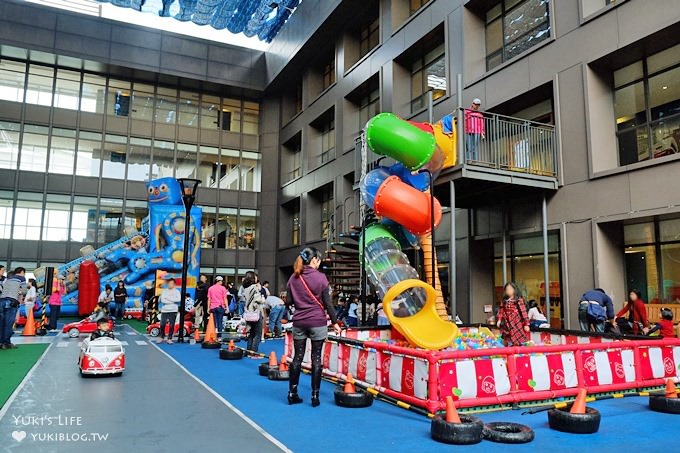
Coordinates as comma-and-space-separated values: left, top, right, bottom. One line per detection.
649, 395, 680, 414
149, 327, 160, 337
36, 328, 47, 336
431, 415, 484, 445
483, 422, 535, 444
68, 328, 80, 338
268, 368, 290, 381
333, 386, 374, 408
547, 407, 601, 434
201, 341, 221, 349
259, 362, 276, 376
219, 348, 244, 360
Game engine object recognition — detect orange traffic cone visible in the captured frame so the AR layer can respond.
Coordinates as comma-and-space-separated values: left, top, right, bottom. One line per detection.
228, 340, 236, 351
204, 313, 217, 343
665, 378, 678, 398
268, 351, 278, 367
570, 388, 587, 414
344, 373, 356, 394
279, 355, 289, 372
445, 395, 461, 424
193, 325, 201, 342
23, 308, 36, 336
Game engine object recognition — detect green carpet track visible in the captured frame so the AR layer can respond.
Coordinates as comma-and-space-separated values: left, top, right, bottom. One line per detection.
0, 344, 49, 409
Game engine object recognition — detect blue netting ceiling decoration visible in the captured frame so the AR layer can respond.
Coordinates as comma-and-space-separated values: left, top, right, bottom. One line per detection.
97, 0, 301, 42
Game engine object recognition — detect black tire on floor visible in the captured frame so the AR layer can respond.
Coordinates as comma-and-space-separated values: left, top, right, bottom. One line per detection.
547, 407, 601, 434
219, 348, 244, 360
431, 415, 484, 445
201, 341, 221, 350
333, 386, 374, 408
259, 362, 276, 376
268, 368, 290, 381
649, 395, 680, 414
483, 422, 535, 443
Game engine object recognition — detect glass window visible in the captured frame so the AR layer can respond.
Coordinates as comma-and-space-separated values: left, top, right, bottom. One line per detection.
155, 86, 177, 125
410, 0, 428, 15
238, 209, 258, 249
71, 196, 98, 242
176, 143, 197, 179
108, 79, 131, 117
242, 101, 259, 135
660, 219, 680, 242
25, 64, 54, 106
76, 131, 102, 177
128, 137, 151, 181
48, 128, 77, 174
20, 124, 49, 172
320, 185, 333, 239
151, 140, 175, 179
98, 198, 124, 244
198, 146, 220, 189
359, 78, 380, 130
485, 0, 551, 71
282, 135, 302, 183
0, 59, 26, 102
200, 205, 217, 248
661, 243, 680, 303
624, 222, 655, 244
0, 191, 14, 239
220, 98, 241, 132
0, 121, 21, 170
13, 192, 43, 240
216, 207, 237, 249
131, 83, 155, 121
359, 17, 380, 58
614, 46, 680, 166
320, 118, 335, 164
218, 149, 240, 190
411, 43, 446, 112
292, 201, 300, 246
81, 73, 106, 114
322, 53, 336, 91
240, 151, 261, 192
581, 0, 618, 18
101, 134, 127, 180
294, 79, 303, 114
178, 91, 199, 127
43, 194, 70, 241
200, 94, 220, 130
54, 69, 81, 110
124, 199, 148, 232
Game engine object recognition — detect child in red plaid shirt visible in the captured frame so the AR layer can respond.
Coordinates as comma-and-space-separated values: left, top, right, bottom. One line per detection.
497, 283, 530, 346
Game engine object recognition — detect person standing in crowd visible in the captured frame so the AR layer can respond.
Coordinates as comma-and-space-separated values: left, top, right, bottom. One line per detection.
578, 288, 615, 333
496, 282, 529, 346
47, 273, 65, 331
195, 274, 209, 330
346, 296, 358, 327
464, 98, 485, 161
243, 271, 265, 355
261, 281, 271, 298
237, 278, 247, 316
24, 278, 37, 315
616, 289, 649, 335
265, 291, 286, 338
158, 276, 180, 344
142, 281, 155, 323
286, 247, 340, 406
113, 281, 127, 320
0, 267, 27, 349
0, 265, 5, 283
207, 276, 228, 337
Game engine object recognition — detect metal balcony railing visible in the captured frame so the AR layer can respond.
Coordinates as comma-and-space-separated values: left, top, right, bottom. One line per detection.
459, 108, 557, 178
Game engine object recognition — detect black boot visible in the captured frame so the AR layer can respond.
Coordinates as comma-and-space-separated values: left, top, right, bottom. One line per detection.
288, 386, 303, 405
311, 365, 322, 407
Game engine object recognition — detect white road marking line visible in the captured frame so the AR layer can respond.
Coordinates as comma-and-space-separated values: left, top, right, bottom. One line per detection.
127, 331, 137, 336
0, 342, 54, 420
119, 341, 129, 346
151, 344, 291, 453
56, 342, 69, 347
135, 340, 148, 346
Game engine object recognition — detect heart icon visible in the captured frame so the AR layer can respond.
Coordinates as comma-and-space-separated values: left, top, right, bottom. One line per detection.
12, 430, 26, 442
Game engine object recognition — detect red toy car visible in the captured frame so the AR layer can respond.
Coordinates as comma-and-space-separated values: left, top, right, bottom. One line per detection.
63, 315, 114, 338
146, 320, 193, 337
123, 308, 143, 320
79, 337, 125, 376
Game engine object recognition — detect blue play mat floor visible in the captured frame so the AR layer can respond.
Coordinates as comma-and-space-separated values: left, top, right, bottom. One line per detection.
159, 340, 680, 452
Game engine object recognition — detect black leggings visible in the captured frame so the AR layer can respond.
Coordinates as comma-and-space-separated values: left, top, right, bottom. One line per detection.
289, 339, 324, 392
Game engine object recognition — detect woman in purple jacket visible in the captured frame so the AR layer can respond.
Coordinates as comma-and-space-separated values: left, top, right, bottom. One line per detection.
286, 247, 341, 407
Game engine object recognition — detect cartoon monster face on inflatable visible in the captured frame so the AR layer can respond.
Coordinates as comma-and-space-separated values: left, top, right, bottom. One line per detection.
146, 177, 182, 205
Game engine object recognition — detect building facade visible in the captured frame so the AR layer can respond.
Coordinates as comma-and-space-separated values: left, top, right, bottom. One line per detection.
1, 0, 679, 328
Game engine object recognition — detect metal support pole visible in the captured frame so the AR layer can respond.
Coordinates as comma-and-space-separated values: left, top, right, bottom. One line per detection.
429, 170, 435, 289
427, 90, 434, 124
502, 210, 508, 285
448, 180, 456, 319
542, 194, 551, 322
178, 204, 191, 343
456, 74, 464, 165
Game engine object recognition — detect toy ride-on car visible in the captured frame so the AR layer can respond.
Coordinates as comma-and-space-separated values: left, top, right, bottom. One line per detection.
63, 315, 114, 338
147, 320, 194, 337
79, 337, 125, 376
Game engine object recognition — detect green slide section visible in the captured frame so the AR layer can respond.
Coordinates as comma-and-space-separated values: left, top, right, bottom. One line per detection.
365, 113, 436, 170
0, 343, 49, 409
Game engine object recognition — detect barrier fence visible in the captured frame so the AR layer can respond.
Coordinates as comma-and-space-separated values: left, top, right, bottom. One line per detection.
285, 329, 680, 414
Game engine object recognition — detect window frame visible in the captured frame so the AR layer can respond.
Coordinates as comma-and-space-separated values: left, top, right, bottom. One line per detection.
410, 43, 446, 112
